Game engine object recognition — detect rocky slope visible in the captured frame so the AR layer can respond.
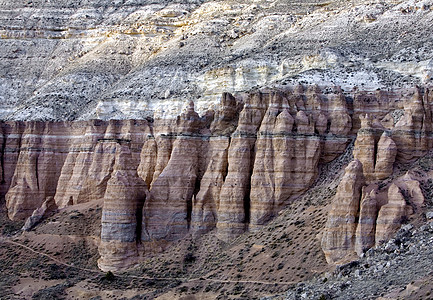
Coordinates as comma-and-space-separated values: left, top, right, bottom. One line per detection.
274, 214, 433, 300
1, 0, 433, 120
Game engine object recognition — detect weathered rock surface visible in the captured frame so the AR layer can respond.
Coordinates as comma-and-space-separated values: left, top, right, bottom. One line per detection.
216, 92, 266, 240
354, 188, 378, 256
323, 159, 426, 263
22, 196, 57, 231
190, 93, 239, 235
375, 184, 410, 244
249, 98, 321, 230
353, 115, 380, 181
191, 136, 230, 235
321, 160, 365, 264
98, 143, 147, 272
374, 132, 397, 180
54, 120, 107, 208
391, 88, 430, 161
1, 85, 433, 270
5, 122, 70, 220
142, 101, 202, 242
1, 0, 433, 121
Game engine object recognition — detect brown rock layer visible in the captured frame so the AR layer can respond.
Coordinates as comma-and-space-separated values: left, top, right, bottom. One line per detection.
142, 101, 202, 242
1, 85, 433, 270
98, 143, 147, 271
321, 160, 365, 264
375, 184, 410, 244
6, 122, 70, 220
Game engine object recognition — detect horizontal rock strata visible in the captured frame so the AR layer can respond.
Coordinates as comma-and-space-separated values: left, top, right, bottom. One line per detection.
98, 143, 146, 272
1, 86, 433, 270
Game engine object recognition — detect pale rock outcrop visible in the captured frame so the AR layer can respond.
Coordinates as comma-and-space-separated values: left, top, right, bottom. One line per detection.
98, 143, 146, 272
375, 184, 410, 244
321, 160, 365, 264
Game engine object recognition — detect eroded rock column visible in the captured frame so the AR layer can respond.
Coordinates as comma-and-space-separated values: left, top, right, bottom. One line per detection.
321, 160, 365, 264
216, 92, 266, 240
142, 101, 202, 242
98, 143, 146, 271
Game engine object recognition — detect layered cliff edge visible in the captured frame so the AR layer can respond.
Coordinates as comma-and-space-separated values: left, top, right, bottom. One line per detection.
1, 0, 433, 121
1, 85, 433, 272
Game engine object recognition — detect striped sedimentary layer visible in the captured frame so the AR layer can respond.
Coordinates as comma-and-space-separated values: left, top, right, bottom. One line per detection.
1, 85, 433, 270
322, 87, 433, 263
98, 143, 146, 271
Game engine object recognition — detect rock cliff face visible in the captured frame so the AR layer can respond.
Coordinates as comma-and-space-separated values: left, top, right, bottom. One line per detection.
1, 0, 432, 121
5, 122, 71, 220
98, 143, 147, 272
142, 101, 203, 242
322, 165, 425, 264
321, 160, 365, 264
2, 85, 433, 270
321, 87, 431, 263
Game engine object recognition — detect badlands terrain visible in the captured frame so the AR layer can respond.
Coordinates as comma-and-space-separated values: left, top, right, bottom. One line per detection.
1, 0, 433, 299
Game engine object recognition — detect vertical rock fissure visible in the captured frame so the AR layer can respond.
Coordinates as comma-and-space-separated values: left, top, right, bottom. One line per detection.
187, 194, 193, 230
222, 137, 230, 182
373, 134, 378, 170
35, 156, 40, 190
1, 131, 5, 184
136, 195, 145, 244
244, 140, 256, 225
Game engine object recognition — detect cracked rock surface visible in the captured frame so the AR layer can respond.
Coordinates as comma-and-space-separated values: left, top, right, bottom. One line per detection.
1, 0, 433, 121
